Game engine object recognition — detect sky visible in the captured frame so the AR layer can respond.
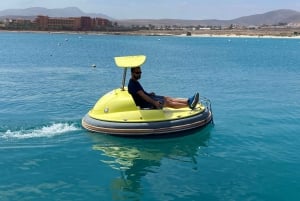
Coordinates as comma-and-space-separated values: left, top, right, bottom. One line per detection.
1, 0, 300, 20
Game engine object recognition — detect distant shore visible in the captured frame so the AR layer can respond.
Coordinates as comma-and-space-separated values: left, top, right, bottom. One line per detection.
114, 28, 300, 39
2, 28, 300, 39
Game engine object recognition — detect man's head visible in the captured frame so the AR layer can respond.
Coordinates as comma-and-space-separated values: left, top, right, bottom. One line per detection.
131, 66, 142, 80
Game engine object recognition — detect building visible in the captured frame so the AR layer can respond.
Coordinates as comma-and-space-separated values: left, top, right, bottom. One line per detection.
35, 16, 81, 31
34, 15, 111, 31
93, 18, 111, 30
3, 18, 34, 30
80, 16, 92, 31
288, 22, 300, 28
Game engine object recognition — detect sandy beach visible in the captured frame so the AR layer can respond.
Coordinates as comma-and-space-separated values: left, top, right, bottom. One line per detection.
118, 28, 300, 39
2, 28, 300, 39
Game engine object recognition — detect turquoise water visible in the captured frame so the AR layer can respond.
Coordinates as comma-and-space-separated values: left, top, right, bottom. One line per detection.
1, 32, 300, 201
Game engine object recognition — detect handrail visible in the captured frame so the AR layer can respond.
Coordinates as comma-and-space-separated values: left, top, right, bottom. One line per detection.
200, 96, 214, 125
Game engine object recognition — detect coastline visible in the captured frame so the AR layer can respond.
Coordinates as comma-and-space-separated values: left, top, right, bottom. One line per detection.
128, 28, 300, 39
179, 33, 300, 39
1, 28, 300, 39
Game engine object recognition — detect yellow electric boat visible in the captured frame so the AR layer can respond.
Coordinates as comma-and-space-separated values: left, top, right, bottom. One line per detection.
82, 55, 213, 136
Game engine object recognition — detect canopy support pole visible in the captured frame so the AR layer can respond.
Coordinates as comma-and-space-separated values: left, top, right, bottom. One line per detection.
121, 68, 127, 91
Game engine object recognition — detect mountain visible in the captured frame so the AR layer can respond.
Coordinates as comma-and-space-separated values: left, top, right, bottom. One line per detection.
1, 7, 300, 26
230, 9, 300, 25
117, 9, 300, 27
0, 7, 112, 20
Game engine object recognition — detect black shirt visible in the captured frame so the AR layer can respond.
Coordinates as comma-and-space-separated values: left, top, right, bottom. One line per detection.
128, 78, 152, 108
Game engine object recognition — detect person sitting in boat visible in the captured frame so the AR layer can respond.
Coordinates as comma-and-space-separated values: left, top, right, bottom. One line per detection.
128, 66, 199, 109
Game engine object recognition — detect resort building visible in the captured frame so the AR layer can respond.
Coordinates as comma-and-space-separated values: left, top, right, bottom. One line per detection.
2, 18, 33, 30
34, 15, 111, 31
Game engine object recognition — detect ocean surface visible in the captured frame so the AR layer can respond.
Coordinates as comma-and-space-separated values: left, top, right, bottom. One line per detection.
0, 32, 300, 201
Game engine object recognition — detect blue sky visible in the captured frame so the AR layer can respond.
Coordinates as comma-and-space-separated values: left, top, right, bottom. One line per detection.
1, 0, 300, 20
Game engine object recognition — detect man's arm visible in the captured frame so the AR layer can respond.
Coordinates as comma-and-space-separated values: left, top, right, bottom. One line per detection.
137, 90, 161, 108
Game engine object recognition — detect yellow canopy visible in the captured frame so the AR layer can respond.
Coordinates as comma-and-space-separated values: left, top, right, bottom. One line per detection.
114, 55, 146, 68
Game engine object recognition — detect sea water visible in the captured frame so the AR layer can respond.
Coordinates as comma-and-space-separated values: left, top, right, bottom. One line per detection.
0, 32, 300, 201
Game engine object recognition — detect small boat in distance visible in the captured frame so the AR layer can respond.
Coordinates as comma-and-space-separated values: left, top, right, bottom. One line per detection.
82, 55, 213, 136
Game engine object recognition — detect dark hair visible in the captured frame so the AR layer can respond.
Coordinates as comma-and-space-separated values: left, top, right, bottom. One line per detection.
131, 67, 140, 73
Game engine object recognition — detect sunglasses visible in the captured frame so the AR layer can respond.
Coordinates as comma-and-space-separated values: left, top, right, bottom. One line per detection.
134, 71, 142, 74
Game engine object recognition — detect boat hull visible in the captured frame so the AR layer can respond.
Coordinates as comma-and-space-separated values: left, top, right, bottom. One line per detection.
82, 107, 213, 136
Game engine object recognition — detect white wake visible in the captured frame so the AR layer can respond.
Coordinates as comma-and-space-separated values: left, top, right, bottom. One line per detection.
1, 123, 80, 139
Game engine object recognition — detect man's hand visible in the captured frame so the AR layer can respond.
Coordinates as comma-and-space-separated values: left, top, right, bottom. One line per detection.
137, 90, 162, 109
154, 101, 162, 109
